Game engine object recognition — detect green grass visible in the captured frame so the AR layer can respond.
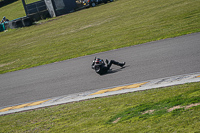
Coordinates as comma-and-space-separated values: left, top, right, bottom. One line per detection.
0, 82, 200, 132
108, 88, 200, 123
0, 0, 25, 20
0, 0, 200, 74
0, 0, 39, 19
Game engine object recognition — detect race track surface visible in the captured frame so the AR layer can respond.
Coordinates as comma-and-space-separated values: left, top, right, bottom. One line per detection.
0, 33, 200, 107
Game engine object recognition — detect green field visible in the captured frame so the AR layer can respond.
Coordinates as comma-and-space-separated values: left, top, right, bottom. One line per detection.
0, 82, 200, 132
1, 0, 200, 132
0, 0, 200, 74
0, 0, 25, 20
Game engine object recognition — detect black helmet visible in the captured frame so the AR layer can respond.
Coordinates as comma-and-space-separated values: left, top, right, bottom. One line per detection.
95, 58, 103, 65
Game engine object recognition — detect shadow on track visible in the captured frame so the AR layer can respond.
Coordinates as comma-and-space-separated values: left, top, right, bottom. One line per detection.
100, 66, 129, 76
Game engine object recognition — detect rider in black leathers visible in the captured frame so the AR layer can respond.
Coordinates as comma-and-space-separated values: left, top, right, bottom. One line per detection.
91, 57, 125, 75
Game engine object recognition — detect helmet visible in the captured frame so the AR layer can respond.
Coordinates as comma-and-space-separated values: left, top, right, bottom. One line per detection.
95, 58, 103, 65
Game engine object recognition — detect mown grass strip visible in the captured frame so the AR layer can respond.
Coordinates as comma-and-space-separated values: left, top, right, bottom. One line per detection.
108, 88, 200, 123
0, 82, 199, 132
0, 0, 200, 74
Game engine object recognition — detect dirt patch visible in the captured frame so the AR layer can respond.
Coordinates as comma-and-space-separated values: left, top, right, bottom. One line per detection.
168, 103, 200, 112
0, 60, 17, 68
142, 109, 155, 114
112, 117, 121, 123
167, 105, 182, 112
185, 103, 200, 109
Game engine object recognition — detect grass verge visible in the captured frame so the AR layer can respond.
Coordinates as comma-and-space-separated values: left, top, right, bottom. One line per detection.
0, 82, 200, 132
0, 0, 200, 74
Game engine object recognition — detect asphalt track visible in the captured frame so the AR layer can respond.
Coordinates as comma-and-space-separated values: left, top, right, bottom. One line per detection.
0, 33, 200, 107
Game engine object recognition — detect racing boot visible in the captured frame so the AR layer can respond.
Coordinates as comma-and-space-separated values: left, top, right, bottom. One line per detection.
119, 62, 125, 67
